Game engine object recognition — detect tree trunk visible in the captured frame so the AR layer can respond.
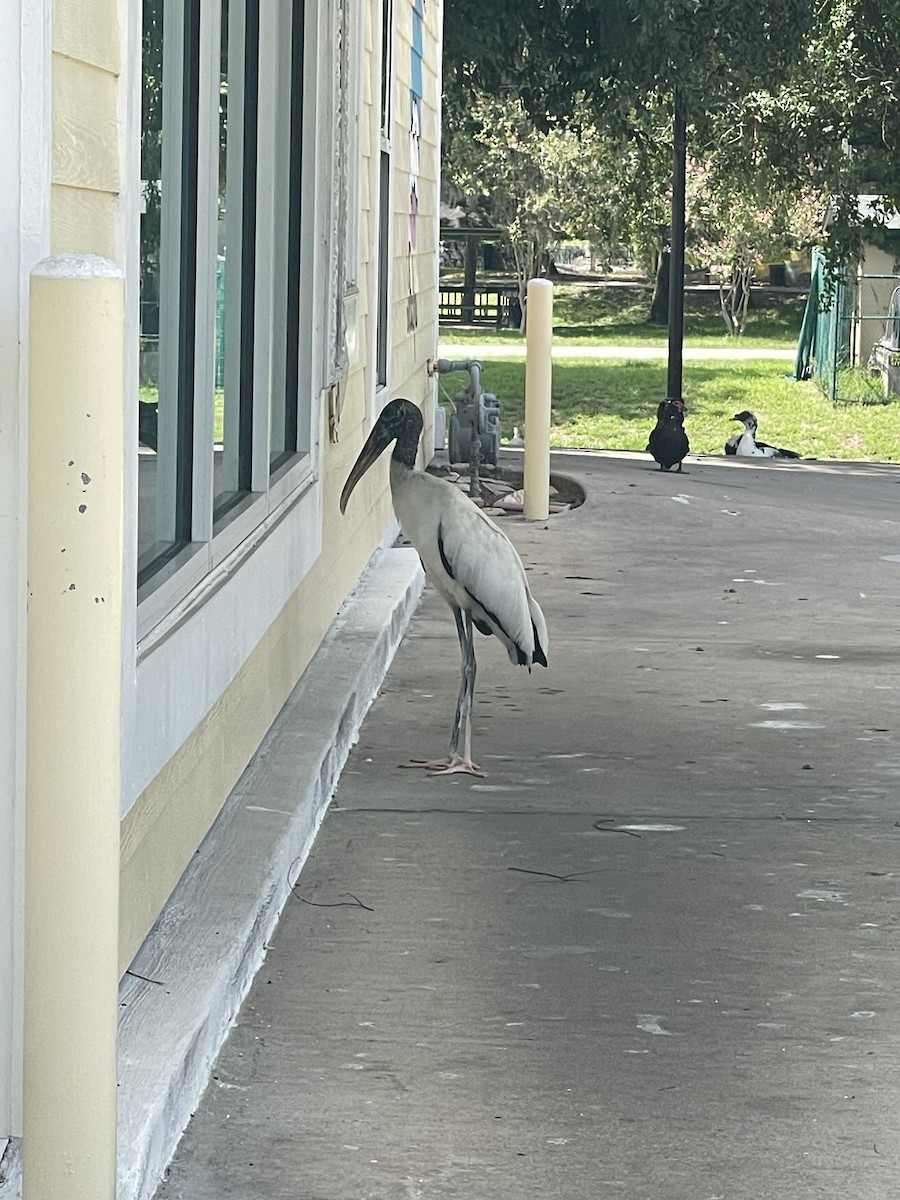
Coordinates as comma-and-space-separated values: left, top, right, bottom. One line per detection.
718, 263, 755, 336
718, 275, 737, 336
649, 250, 670, 325
511, 236, 543, 334
735, 266, 754, 334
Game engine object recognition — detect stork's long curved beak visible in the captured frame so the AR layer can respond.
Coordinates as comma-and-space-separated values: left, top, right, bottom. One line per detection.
339, 421, 392, 514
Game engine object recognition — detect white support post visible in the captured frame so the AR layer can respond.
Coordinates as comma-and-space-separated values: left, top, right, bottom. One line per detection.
523, 278, 553, 520
24, 253, 124, 1200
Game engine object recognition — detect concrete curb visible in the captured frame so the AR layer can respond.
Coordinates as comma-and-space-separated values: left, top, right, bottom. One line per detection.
114, 545, 423, 1200
0, 546, 423, 1200
114, 544, 423, 1200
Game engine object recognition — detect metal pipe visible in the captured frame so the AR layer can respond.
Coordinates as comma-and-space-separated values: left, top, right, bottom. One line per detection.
434, 358, 486, 497
434, 358, 481, 375
24, 254, 124, 1200
523, 279, 553, 520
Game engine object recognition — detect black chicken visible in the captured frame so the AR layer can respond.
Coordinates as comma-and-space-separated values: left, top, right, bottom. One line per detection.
646, 399, 689, 472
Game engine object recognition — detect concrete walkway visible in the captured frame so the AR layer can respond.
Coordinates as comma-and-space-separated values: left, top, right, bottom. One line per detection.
438, 342, 797, 360
156, 448, 900, 1200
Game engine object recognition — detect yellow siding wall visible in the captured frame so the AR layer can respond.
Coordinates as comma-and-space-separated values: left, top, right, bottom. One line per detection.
49, 0, 444, 971
118, 0, 444, 968
387, 0, 440, 444
119, 508, 394, 968
51, 0, 121, 260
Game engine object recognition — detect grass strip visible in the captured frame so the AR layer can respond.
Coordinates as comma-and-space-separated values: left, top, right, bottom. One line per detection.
437, 356, 900, 461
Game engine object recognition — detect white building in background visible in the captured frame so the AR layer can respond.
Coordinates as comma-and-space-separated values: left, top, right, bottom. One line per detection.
0, 0, 442, 1195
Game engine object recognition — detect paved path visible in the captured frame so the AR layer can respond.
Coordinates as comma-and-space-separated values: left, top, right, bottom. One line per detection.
157, 449, 900, 1200
439, 342, 797, 360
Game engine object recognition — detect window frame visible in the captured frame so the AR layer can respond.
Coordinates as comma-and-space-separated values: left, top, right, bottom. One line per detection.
268, 0, 307, 477
136, 0, 328, 638
373, 0, 395, 399
340, 0, 363, 299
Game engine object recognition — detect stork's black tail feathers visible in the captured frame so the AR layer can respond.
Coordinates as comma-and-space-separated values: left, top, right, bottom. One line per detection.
532, 622, 548, 668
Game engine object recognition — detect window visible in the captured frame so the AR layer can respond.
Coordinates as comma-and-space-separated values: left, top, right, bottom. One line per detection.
138, 0, 319, 616
138, 0, 200, 584
215, 0, 258, 518
338, 0, 362, 299
270, 0, 307, 473
375, 0, 394, 392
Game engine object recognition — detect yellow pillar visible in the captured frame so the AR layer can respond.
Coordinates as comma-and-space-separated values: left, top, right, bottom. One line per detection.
24, 254, 124, 1200
523, 278, 553, 520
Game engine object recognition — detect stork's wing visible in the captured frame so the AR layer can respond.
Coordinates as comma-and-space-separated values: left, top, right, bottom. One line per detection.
433, 482, 538, 662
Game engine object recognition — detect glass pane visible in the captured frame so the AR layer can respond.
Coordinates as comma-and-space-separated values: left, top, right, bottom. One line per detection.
379, 0, 391, 133
138, 0, 198, 585
214, 0, 258, 518
269, 0, 305, 472
375, 150, 390, 389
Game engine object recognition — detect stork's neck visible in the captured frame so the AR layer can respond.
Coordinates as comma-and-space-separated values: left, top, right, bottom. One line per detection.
391, 430, 419, 470
389, 455, 415, 502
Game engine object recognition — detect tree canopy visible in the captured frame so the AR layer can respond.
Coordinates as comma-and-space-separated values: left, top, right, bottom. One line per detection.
442, 0, 900, 265
444, 0, 818, 131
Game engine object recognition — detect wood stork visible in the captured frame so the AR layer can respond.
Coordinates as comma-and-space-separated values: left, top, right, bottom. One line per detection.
725, 410, 800, 458
340, 398, 548, 776
646, 399, 689, 471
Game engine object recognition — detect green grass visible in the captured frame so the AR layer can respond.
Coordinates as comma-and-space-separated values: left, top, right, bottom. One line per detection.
440, 282, 805, 350
438, 356, 900, 461
834, 366, 889, 406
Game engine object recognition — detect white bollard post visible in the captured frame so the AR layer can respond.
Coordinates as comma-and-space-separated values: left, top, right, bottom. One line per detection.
523, 278, 553, 520
24, 254, 124, 1200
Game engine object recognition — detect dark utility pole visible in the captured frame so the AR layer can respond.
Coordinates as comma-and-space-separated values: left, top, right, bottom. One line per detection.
666, 90, 687, 404
461, 237, 478, 324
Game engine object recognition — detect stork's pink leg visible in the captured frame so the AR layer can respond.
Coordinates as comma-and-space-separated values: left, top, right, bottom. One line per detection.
401, 608, 483, 776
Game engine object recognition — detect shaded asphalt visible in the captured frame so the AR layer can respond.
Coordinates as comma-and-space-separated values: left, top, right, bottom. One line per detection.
157, 446, 900, 1200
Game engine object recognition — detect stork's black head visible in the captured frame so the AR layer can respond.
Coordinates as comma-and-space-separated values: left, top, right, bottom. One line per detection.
732, 410, 757, 428
339, 398, 424, 514
378, 398, 424, 465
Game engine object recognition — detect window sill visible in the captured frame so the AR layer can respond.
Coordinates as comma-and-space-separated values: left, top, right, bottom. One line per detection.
137, 453, 317, 654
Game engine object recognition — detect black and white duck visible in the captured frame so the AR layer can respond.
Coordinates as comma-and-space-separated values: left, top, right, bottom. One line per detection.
725, 410, 800, 459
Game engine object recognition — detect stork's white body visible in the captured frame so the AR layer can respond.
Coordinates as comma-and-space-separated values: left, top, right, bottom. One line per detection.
340, 396, 548, 774
390, 461, 548, 668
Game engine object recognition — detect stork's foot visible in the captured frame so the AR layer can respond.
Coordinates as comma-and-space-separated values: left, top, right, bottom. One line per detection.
402, 754, 484, 778
429, 755, 484, 778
